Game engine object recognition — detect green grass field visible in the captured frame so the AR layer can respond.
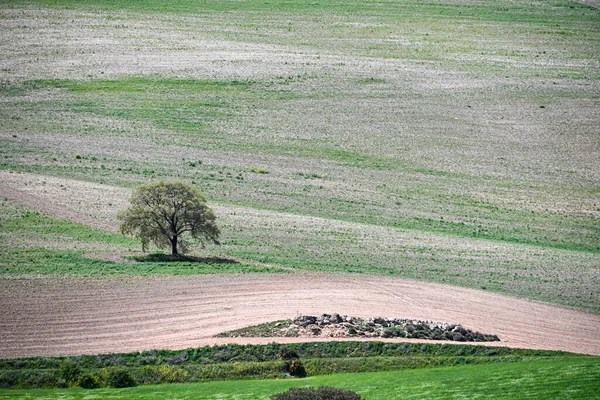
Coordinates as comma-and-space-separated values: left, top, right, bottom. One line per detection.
1, 358, 598, 399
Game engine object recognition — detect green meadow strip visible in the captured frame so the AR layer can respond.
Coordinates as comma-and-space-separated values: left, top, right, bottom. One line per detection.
0, 358, 598, 399
0, 341, 583, 390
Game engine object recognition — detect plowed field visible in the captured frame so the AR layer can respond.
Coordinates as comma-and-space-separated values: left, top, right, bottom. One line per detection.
2, 273, 599, 357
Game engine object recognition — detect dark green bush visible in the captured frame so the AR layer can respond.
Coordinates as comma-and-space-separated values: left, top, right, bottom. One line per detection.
78, 374, 99, 389
105, 367, 136, 388
278, 347, 299, 360
283, 359, 306, 377
0, 371, 18, 389
27, 372, 65, 389
271, 386, 362, 400
316, 386, 363, 400
59, 361, 81, 385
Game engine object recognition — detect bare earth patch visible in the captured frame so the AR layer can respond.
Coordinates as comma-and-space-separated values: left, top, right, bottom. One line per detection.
0, 273, 599, 358
0, 170, 130, 233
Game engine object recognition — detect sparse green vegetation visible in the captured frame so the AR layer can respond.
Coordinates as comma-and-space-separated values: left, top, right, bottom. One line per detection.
249, 167, 270, 174
0, 248, 284, 276
0, 198, 283, 275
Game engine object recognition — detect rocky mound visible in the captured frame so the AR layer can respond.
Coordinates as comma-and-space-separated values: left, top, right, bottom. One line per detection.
217, 313, 500, 342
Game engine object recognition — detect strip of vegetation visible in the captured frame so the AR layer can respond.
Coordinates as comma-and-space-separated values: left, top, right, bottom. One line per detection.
3, 358, 598, 399
0, 357, 597, 399
0, 202, 134, 246
0, 248, 283, 276
4, 0, 598, 26
0, 342, 581, 390
397, 217, 600, 255
217, 314, 500, 342
2, 197, 597, 310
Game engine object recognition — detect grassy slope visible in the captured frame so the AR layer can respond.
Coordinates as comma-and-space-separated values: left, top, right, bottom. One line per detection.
2, 182, 598, 309
0, 199, 284, 275
0, 0, 598, 309
1, 358, 598, 399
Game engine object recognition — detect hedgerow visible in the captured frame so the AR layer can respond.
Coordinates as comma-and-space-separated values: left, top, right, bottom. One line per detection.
0, 342, 577, 389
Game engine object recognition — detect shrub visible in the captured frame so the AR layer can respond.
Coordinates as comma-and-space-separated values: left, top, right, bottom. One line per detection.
165, 352, 188, 365
278, 347, 299, 360
156, 365, 189, 383
78, 374, 99, 389
271, 386, 363, 400
102, 356, 127, 367
59, 361, 81, 385
283, 359, 306, 377
27, 372, 64, 389
249, 167, 269, 174
317, 386, 363, 400
105, 367, 136, 388
382, 326, 406, 338
0, 371, 18, 389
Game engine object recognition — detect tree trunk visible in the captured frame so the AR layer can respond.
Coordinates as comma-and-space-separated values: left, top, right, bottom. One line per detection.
171, 235, 178, 256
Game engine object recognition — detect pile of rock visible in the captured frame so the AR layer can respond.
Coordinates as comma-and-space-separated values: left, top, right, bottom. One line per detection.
217, 314, 500, 342
286, 314, 499, 342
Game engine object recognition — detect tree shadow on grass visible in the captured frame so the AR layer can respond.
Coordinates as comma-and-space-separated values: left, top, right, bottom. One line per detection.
128, 253, 239, 264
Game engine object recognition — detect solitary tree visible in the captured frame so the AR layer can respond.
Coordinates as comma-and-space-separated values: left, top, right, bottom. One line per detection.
118, 180, 220, 256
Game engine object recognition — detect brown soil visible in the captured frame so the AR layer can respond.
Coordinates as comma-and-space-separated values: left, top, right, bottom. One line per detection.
1, 273, 599, 358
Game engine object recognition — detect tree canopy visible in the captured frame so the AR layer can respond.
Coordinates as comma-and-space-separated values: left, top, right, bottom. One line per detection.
118, 180, 220, 256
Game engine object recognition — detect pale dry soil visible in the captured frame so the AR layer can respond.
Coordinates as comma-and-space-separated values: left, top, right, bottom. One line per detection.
1, 273, 599, 358
1, 171, 599, 357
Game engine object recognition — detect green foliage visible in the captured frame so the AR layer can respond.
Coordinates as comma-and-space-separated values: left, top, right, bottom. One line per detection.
278, 347, 299, 360
137, 365, 188, 384
0, 248, 281, 276
282, 359, 306, 378
0, 342, 582, 389
1, 358, 599, 399
59, 361, 81, 385
0, 342, 575, 372
248, 167, 269, 174
104, 367, 136, 388
78, 374, 99, 389
118, 180, 220, 255
271, 386, 362, 400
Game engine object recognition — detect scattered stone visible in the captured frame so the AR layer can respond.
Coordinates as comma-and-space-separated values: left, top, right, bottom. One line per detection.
217, 313, 500, 342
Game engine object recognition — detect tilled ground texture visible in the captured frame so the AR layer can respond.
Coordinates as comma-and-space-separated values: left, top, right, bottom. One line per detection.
1, 273, 599, 358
